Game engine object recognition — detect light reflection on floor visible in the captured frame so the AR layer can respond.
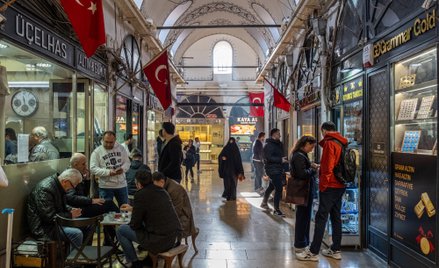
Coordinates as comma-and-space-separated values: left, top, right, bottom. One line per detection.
109, 163, 386, 268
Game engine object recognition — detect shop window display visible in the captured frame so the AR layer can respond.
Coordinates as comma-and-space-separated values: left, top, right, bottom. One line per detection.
391, 48, 438, 262
1, 40, 76, 164
393, 48, 437, 155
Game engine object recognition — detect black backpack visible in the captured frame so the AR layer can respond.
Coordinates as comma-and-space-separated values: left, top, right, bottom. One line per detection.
331, 139, 357, 184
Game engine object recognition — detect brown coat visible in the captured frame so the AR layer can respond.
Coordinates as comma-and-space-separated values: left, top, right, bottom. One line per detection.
164, 178, 196, 237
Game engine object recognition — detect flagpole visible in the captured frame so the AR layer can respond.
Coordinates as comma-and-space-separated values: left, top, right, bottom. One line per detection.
142, 43, 173, 69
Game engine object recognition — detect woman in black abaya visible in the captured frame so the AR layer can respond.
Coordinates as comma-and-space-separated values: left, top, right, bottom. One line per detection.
218, 137, 244, 201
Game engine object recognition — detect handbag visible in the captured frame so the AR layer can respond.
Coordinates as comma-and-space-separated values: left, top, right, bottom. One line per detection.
285, 175, 310, 205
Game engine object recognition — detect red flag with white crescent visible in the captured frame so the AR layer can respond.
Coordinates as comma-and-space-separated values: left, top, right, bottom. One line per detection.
248, 92, 264, 117
60, 0, 106, 58
143, 50, 172, 110
264, 78, 291, 112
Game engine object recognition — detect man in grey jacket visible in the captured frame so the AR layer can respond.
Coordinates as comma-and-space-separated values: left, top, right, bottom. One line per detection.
90, 131, 131, 207
29, 126, 59, 162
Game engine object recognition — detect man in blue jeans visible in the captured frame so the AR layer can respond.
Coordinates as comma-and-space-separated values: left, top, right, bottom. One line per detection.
260, 128, 288, 217
297, 121, 347, 262
27, 169, 85, 249
90, 131, 131, 207
116, 170, 182, 268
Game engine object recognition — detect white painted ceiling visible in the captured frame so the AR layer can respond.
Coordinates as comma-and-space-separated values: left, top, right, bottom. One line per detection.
140, 0, 299, 63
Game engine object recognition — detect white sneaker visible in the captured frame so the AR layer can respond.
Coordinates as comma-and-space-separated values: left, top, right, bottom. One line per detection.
294, 247, 306, 253
322, 248, 342, 260
296, 248, 319, 262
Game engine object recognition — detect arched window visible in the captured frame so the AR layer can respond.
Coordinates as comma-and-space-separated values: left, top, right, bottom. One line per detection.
213, 41, 233, 74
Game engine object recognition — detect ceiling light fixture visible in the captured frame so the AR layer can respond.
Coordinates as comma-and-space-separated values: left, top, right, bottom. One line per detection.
0, 43, 8, 48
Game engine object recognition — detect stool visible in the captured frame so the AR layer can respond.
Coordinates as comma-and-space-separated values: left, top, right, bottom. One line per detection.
150, 244, 188, 268
184, 227, 199, 253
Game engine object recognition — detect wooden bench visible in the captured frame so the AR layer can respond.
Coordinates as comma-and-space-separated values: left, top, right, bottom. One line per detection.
149, 244, 188, 268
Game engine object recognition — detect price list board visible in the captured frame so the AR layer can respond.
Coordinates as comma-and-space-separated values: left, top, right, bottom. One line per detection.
392, 152, 437, 262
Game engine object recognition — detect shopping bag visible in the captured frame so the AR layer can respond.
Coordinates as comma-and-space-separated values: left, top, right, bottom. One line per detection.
0, 166, 8, 187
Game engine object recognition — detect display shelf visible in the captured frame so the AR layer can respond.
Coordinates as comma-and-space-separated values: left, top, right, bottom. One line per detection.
395, 118, 437, 125
393, 48, 437, 156
395, 80, 436, 95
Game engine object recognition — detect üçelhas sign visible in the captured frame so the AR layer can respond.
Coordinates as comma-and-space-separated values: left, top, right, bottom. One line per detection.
373, 10, 436, 59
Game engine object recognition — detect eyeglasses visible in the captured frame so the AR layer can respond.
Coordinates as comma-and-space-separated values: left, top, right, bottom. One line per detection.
67, 180, 76, 189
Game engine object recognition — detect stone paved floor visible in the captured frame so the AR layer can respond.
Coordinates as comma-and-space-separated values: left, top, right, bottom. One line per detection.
112, 162, 387, 268
174, 163, 386, 268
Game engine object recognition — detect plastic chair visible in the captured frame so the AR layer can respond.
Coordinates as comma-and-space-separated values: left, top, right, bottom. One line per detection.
54, 215, 113, 268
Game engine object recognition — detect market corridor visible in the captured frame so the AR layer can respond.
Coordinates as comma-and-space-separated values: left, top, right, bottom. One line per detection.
170, 163, 386, 268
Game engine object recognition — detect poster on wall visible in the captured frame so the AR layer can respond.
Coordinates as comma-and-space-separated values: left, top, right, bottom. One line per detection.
230, 124, 256, 135
392, 152, 437, 261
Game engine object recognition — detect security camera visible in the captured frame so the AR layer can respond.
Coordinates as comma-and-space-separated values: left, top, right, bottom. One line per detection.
422, 0, 435, 9
0, 14, 6, 24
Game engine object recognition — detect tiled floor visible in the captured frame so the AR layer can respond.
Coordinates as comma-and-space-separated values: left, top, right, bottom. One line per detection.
112, 163, 386, 267
174, 163, 387, 268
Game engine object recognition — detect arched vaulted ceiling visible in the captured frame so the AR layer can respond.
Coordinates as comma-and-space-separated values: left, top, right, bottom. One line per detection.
140, 0, 298, 63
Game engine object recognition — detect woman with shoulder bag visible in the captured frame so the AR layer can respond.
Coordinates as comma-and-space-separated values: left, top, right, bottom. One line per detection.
289, 136, 319, 254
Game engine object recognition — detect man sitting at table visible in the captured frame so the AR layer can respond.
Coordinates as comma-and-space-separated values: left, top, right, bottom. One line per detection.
151, 172, 199, 242
67, 153, 119, 217
116, 170, 182, 268
27, 169, 84, 249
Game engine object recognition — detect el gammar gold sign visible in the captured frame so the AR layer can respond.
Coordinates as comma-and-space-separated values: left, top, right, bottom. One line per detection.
374, 10, 436, 59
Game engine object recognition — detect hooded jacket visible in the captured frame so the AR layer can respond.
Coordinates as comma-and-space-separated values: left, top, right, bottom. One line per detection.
319, 132, 348, 192
159, 135, 183, 182
263, 138, 284, 175
126, 160, 151, 195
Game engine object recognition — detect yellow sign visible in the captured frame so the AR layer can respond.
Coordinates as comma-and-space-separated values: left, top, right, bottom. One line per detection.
373, 10, 436, 59
343, 89, 363, 101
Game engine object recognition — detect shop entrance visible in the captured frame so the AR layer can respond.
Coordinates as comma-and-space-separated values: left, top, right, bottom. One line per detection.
175, 120, 225, 163
366, 69, 390, 260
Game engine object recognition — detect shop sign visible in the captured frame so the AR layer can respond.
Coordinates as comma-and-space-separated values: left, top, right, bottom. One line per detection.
1, 7, 74, 66
76, 50, 107, 82
236, 117, 258, 124
342, 77, 363, 102
392, 152, 437, 262
373, 10, 436, 60
372, 142, 385, 154
362, 43, 374, 67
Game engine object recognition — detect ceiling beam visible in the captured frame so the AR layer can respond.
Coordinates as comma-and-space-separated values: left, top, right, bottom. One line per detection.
158, 24, 281, 30
177, 65, 258, 68
177, 103, 264, 107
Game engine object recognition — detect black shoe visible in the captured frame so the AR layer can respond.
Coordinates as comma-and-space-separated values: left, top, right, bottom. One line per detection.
142, 255, 153, 267
273, 210, 286, 217
132, 260, 144, 268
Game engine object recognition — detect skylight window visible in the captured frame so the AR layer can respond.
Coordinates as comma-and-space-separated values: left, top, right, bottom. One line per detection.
159, 1, 192, 43
213, 41, 233, 74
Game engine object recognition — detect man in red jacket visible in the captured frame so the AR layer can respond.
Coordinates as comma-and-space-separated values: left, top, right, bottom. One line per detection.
297, 121, 347, 262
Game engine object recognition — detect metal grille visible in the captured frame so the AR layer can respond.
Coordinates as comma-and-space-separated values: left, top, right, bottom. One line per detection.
368, 70, 389, 234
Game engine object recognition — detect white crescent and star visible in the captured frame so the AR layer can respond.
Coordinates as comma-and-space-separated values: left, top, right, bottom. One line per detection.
155, 65, 168, 83
253, 97, 262, 103
75, 0, 97, 15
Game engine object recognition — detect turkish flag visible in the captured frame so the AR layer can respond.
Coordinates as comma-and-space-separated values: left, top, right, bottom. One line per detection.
249, 92, 264, 117
265, 78, 291, 112
60, 0, 106, 58
143, 50, 172, 110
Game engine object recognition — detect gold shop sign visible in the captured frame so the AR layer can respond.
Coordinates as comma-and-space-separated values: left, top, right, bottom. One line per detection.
373, 10, 436, 59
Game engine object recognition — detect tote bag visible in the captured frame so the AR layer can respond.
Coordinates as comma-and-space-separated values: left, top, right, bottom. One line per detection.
0, 165, 8, 187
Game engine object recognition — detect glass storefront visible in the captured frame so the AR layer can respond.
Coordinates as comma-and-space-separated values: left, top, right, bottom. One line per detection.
93, 84, 108, 149
391, 48, 437, 262
2, 40, 77, 164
